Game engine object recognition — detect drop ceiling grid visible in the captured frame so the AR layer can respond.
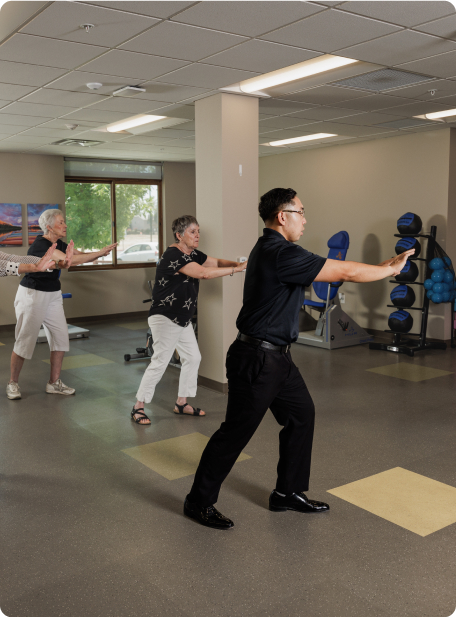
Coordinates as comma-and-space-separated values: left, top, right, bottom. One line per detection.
0, 1, 455, 159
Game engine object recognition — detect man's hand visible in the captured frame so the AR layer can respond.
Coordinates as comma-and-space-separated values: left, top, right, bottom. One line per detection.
34, 243, 57, 272
388, 249, 415, 275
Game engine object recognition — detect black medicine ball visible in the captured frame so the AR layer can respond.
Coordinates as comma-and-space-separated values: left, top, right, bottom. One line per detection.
390, 285, 415, 307
397, 212, 422, 235
388, 310, 413, 333
395, 260, 419, 283
395, 237, 421, 258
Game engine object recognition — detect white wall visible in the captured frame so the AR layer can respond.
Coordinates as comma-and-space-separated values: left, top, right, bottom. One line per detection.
259, 129, 454, 339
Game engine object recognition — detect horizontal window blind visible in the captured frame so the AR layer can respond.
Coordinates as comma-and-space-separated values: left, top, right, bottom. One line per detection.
64, 158, 162, 179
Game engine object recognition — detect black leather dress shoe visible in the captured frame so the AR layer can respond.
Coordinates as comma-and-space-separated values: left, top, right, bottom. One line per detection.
184, 497, 234, 529
269, 490, 330, 513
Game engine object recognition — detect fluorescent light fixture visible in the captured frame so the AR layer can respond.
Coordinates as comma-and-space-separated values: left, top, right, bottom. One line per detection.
265, 133, 336, 147
423, 108, 456, 120
106, 114, 166, 133
239, 55, 358, 94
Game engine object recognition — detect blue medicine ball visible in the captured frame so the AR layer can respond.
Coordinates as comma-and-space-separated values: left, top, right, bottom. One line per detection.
424, 278, 434, 290
429, 257, 444, 270
390, 285, 415, 307
441, 283, 450, 293
395, 237, 421, 258
433, 283, 444, 294
432, 293, 443, 304
426, 290, 434, 299
443, 270, 454, 284
388, 310, 413, 333
397, 212, 422, 235
431, 270, 444, 283
395, 260, 419, 283
443, 292, 451, 302
444, 256, 452, 267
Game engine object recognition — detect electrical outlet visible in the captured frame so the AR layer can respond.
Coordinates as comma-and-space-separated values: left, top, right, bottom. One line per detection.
339, 292, 345, 303
237, 256, 247, 263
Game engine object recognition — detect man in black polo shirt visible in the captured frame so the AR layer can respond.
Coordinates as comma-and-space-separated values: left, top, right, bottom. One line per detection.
184, 188, 414, 530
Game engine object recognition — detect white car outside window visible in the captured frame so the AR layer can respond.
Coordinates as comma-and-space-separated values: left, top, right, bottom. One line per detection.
117, 243, 159, 263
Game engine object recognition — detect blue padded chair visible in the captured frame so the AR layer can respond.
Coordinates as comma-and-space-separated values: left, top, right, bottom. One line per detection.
303, 231, 350, 313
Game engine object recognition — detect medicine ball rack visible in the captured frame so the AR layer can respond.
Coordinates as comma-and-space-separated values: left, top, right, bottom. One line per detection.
369, 225, 448, 357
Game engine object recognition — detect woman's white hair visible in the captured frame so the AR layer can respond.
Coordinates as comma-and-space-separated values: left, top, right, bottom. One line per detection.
39, 209, 64, 234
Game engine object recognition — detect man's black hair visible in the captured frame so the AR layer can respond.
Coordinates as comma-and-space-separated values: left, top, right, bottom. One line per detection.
258, 188, 297, 223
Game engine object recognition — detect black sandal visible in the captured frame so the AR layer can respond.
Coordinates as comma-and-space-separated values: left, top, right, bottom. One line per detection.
174, 403, 204, 416
131, 406, 151, 425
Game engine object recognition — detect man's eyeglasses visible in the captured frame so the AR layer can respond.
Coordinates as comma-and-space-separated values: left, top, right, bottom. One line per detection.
280, 209, 305, 218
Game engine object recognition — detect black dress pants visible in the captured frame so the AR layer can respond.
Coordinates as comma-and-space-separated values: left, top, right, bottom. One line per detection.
188, 339, 315, 507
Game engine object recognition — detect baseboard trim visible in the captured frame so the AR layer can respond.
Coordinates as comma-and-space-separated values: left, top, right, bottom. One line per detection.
198, 375, 228, 394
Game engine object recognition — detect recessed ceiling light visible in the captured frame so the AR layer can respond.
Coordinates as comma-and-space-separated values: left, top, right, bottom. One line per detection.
106, 114, 166, 133
264, 133, 337, 147
239, 55, 358, 94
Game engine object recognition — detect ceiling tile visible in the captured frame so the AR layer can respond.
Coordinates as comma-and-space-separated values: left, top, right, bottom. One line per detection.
20, 127, 86, 138
39, 118, 104, 129
284, 106, 366, 121
0, 100, 10, 110
171, 121, 195, 131
0, 83, 36, 100
114, 135, 177, 145
154, 104, 196, 120
87, 97, 164, 114
171, 1, 326, 37
44, 71, 141, 95
0, 102, 76, 118
259, 99, 319, 115
279, 85, 372, 105
397, 51, 456, 79
414, 13, 456, 41
58, 108, 130, 123
338, 30, 456, 66
0, 113, 49, 127
71, 129, 131, 142
157, 64, 259, 89
259, 128, 316, 140
0, 123, 32, 134
428, 93, 456, 107
21, 3, 160, 47
259, 116, 316, 129
80, 2, 195, 19
0, 60, 67, 87
121, 21, 247, 62
377, 100, 456, 116
261, 9, 401, 52
334, 93, 413, 111
339, 1, 454, 27
382, 79, 456, 101
22, 88, 108, 107
331, 111, 410, 125
133, 82, 210, 104
142, 128, 194, 138
0, 34, 108, 70
298, 120, 395, 136
79, 50, 188, 80
204, 40, 320, 73
0, 135, 55, 145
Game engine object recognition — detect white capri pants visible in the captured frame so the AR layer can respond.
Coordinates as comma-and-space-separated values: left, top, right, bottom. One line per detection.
13, 286, 69, 360
136, 314, 201, 404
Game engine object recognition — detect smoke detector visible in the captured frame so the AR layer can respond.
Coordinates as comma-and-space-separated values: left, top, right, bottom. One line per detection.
113, 85, 146, 97
80, 24, 95, 32
52, 139, 104, 147
86, 82, 103, 90
65, 124, 79, 130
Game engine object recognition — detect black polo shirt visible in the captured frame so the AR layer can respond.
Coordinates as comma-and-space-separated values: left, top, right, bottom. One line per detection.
236, 228, 326, 346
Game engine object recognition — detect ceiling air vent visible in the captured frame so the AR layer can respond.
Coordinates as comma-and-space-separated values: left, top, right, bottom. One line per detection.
113, 85, 146, 97
333, 69, 432, 92
52, 139, 105, 147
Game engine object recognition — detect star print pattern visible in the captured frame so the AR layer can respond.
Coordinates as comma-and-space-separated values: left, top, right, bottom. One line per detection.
148, 246, 207, 327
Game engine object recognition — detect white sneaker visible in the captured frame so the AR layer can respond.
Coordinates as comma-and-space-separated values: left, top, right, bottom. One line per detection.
6, 381, 21, 400
46, 379, 75, 396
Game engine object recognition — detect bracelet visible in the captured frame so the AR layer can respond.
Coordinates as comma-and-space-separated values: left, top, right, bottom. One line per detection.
230, 267, 234, 276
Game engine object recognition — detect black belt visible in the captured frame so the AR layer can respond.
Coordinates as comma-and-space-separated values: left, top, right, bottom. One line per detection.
236, 332, 291, 353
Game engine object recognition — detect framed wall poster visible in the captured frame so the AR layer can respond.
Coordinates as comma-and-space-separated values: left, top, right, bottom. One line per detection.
27, 204, 59, 245
0, 203, 22, 246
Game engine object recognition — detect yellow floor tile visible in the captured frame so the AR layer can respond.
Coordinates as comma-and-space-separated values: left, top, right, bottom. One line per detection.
328, 467, 456, 536
122, 432, 251, 480
42, 354, 114, 370
117, 322, 147, 330
0, 342, 4, 346
367, 361, 453, 382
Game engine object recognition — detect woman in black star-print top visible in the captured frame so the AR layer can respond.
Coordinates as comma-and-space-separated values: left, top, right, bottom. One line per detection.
131, 215, 248, 425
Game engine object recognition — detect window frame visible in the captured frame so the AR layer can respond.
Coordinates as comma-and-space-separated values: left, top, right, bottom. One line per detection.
65, 176, 163, 272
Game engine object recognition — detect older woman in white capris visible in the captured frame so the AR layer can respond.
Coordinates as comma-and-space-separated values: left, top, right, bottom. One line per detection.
131, 215, 247, 425
7, 208, 116, 401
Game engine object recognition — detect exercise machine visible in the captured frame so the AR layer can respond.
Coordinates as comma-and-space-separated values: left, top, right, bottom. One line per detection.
37, 290, 90, 343
296, 231, 373, 350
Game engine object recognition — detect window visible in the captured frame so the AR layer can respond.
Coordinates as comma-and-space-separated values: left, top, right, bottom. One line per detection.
65, 178, 162, 270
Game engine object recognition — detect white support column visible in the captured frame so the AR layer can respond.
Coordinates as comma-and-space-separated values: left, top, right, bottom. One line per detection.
195, 93, 259, 392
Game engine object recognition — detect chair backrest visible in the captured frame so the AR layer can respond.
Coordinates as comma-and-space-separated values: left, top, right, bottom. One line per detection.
313, 231, 350, 302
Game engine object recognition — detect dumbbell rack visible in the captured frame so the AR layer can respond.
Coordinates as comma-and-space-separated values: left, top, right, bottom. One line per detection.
369, 225, 447, 357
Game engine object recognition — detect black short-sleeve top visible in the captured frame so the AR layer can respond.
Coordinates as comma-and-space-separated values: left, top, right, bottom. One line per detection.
149, 246, 207, 327
236, 228, 326, 345
20, 236, 68, 292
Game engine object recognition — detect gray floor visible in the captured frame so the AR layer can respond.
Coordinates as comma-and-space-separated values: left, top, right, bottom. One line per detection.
1, 318, 456, 617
